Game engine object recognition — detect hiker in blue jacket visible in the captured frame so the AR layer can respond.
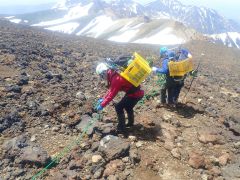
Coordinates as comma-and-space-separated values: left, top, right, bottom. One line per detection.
152, 47, 176, 105
173, 48, 193, 103
152, 47, 193, 106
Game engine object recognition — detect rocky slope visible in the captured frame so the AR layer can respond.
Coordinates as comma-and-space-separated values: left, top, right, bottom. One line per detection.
0, 20, 240, 180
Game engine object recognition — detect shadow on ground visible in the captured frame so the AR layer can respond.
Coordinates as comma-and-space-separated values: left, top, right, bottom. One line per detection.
126, 124, 162, 142
166, 102, 204, 118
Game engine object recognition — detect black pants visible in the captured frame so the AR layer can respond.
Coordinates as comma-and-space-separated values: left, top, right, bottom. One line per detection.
160, 87, 176, 104
173, 81, 184, 103
160, 78, 184, 104
114, 96, 142, 130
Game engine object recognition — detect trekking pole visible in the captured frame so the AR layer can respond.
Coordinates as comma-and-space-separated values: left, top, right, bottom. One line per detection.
183, 53, 205, 103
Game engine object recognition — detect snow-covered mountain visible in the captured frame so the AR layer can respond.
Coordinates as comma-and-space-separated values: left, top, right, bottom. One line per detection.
210, 32, 240, 48
144, 0, 240, 34
3, 0, 240, 48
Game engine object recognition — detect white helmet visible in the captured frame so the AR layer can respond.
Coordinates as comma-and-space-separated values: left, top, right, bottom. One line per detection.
96, 63, 109, 75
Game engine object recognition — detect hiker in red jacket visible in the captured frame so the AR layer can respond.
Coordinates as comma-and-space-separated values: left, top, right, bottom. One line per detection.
95, 63, 144, 133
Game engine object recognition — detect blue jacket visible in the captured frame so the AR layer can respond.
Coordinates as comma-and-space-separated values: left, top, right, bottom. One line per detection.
177, 48, 191, 61
156, 48, 191, 74
156, 57, 169, 74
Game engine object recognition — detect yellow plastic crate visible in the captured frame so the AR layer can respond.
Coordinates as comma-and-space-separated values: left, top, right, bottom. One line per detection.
120, 52, 152, 87
168, 58, 194, 77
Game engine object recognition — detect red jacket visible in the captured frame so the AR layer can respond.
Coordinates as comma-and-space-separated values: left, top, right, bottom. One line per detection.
101, 70, 144, 107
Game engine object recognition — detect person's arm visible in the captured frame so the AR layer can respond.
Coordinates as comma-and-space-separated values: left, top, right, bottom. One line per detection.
156, 59, 169, 74
101, 77, 121, 107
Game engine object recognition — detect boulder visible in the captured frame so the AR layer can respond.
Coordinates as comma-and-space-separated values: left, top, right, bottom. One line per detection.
76, 114, 99, 136
17, 76, 29, 86
198, 130, 224, 144
103, 159, 125, 177
98, 135, 130, 161
218, 153, 230, 166
20, 146, 50, 166
2, 135, 50, 167
129, 148, 141, 164
92, 155, 103, 164
0, 111, 22, 133
224, 115, 240, 136
171, 148, 181, 159
222, 160, 240, 180
93, 167, 104, 179
76, 91, 86, 101
2, 135, 28, 158
99, 123, 115, 135
188, 151, 205, 169
5, 85, 21, 93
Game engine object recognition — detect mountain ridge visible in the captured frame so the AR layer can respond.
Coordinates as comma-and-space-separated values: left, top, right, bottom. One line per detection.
2, 0, 240, 48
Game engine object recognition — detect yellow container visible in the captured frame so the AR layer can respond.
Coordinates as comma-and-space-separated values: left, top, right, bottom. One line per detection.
168, 58, 194, 77
120, 52, 152, 87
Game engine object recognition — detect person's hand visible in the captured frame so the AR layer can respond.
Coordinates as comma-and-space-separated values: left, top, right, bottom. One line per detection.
152, 67, 158, 72
96, 104, 103, 111
98, 98, 103, 104
190, 70, 198, 77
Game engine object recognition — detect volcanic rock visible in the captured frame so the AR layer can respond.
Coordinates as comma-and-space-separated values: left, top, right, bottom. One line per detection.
98, 135, 130, 161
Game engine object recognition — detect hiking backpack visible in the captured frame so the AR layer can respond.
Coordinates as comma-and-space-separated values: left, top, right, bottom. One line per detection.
105, 53, 152, 87
105, 55, 133, 71
168, 48, 194, 81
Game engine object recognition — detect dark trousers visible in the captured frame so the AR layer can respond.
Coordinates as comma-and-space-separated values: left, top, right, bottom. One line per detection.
160, 78, 184, 104
160, 87, 176, 104
173, 82, 184, 103
114, 96, 142, 130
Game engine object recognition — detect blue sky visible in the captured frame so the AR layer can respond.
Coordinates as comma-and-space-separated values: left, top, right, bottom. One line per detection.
0, 0, 239, 22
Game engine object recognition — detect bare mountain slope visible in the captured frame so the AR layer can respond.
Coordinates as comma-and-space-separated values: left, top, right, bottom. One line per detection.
0, 20, 240, 180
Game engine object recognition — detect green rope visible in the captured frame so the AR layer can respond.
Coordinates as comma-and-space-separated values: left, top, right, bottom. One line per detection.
156, 74, 166, 88
31, 113, 101, 180
138, 74, 166, 105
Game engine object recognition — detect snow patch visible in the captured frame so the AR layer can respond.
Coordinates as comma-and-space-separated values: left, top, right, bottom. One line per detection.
131, 3, 138, 14
77, 15, 116, 38
134, 27, 185, 45
4, 16, 15, 19
108, 29, 139, 42
119, 21, 134, 32
9, 19, 22, 24
33, 3, 93, 27
45, 22, 79, 34
131, 23, 144, 29
211, 32, 240, 48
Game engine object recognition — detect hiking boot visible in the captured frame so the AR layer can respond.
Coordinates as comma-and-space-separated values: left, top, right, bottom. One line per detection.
126, 112, 134, 127
116, 124, 127, 137
126, 123, 134, 128
160, 99, 166, 104
157, 102, 167, 108
166, 102, 177, 109
116, 113, 126, 132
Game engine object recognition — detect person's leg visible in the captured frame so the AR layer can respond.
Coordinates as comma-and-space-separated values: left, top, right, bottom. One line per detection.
115, 96, 128, 132
124, 96, 142, 127
173, 81, 184, 103
167, 87, 173, 104
166, 78, 175, 104
160, 88, 167, 104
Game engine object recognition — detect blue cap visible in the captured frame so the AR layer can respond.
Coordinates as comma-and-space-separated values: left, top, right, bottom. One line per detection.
160, 47, 168, 56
